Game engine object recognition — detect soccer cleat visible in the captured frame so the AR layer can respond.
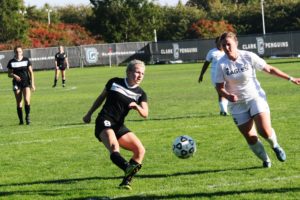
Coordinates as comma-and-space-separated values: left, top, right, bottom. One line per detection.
25, 116, 30, 125
220, 111, 229, 116
62, 84, 65, 87
52, 84, 56, 88
119, 179, 132, 190
273, 146, 286, 162
19, 121, 24, 125
263, 161, 271, 168
124, 163, 142, 179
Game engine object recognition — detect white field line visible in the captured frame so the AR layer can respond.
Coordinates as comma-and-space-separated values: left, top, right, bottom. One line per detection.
0, 136, 81, 146
2, 124, 201, 146
207, 175, 300, 188
9, 123, 93, 135
0, 86, 77, 92
9, 124, 202, 135
113, 175, 300, 199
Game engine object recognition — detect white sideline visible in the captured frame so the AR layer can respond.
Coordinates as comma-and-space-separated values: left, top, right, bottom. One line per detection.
0, 86, 77, 92
0, 136, 81, 146
207, 175, 300, 188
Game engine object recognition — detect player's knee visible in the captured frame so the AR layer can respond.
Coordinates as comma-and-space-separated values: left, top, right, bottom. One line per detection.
134, 145, 145, 159
139, 145, 146, 160
110, 143, 120, 152
247, 135, 259, 145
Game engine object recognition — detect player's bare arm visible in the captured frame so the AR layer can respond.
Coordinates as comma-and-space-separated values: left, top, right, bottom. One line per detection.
83, 89, 107, 123
129, 101, 148, 118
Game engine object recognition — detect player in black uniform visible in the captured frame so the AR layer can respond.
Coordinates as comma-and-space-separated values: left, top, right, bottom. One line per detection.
53, 45, 69, 87
83, 59, 148, 190
7, 46, 35, 125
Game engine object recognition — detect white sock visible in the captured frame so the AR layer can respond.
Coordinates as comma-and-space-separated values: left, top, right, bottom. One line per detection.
219, 99, 228, 113
266, 128, 279, 148
249, 140, 270, 162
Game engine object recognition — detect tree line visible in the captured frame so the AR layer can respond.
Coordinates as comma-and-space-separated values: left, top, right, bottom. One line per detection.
0, 0, 299, 50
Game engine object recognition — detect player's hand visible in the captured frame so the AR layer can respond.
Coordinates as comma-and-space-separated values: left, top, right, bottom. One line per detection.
291, 77, 300, 85
14, 75, 21, 82
83, 114, 91, 123
128, 102, 139, 110
31, 84, 36, 92
227, 94, 238, 102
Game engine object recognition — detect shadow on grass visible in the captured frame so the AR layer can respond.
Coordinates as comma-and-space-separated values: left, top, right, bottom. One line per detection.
128, 113, 218, 122
1, 186, 299, 200
1, 166, 297, 199
0, 166, 260, 188
112, 187, 300, 200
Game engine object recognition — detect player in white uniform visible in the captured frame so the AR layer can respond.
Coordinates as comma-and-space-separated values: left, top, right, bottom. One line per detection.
198, 37, 229, 116
215, 32, 300, 168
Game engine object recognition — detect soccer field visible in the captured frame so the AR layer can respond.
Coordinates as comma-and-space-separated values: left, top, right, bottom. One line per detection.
0, 59, 299, 199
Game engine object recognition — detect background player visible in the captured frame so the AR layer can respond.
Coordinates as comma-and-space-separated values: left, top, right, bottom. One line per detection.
215, 32, 300, 168
82, 59, 148, 190
198, 36, 229, 116
53, 45, 69, 87
7, 46, 35, 125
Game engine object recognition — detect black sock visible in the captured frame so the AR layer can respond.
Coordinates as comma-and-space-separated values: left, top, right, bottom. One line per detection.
130, 159, 142, 172
110, 152, 129, 171
62, 79, 66, 84
17, 107, 23, 123
53, 79, 57, 85
129, 159, 140, 165
25, 105, 30, 120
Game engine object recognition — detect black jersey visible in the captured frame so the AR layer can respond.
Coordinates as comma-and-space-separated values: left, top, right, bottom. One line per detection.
55, 52, 67, 67
99, 77, 147, 124
7, 57, 32, 85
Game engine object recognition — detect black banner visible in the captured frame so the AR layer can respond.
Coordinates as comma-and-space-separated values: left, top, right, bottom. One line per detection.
0, 31, 299, 72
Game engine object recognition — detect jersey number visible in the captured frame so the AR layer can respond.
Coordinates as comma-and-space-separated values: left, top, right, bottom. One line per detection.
103, 120, 111, 127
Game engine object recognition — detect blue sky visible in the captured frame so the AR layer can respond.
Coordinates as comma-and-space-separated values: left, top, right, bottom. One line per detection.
24, 0, 188, 7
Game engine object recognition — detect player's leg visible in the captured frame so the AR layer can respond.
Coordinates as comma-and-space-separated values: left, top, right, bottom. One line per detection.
236, 114, 271, 168
61, 69, 66, 87
23, 87, 31, 125
118, 132, 145, 189
219, 94, 229, 116
14, 88, 23, 125
119, 132, 145, 164
53, 68, 59, 87
98, 128, 130, 171
254, 112, 286, 162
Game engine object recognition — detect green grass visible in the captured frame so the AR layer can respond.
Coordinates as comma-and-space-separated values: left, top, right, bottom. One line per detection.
0, 59, 299, 199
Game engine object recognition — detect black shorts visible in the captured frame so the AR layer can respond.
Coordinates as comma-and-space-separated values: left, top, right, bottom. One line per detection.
58, 66, 66, 71
94, 116, 130, 142
13, 80, 31, 91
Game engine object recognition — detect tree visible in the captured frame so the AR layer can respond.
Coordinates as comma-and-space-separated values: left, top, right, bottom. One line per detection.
157, 4, 206, 41
28, 21, 98, 48
0, 0, 28, 43
89, 0, 160, 43
57, 5, 93, 26
187, 19, 235, 39
186, 0, 220, 11
263, 1, 300, 33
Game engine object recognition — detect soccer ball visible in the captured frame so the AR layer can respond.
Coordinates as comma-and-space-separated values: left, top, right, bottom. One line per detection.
172, 135, 196, 159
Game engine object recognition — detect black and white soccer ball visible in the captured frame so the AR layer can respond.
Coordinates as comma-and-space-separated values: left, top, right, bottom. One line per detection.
172, 135, 196, 159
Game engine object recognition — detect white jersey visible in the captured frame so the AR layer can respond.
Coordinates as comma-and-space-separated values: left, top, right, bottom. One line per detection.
215, 50, 266, 102
205, 48, 225, 84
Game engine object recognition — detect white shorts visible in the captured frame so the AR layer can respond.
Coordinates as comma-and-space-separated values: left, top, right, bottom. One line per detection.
230, 97, 270, 126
